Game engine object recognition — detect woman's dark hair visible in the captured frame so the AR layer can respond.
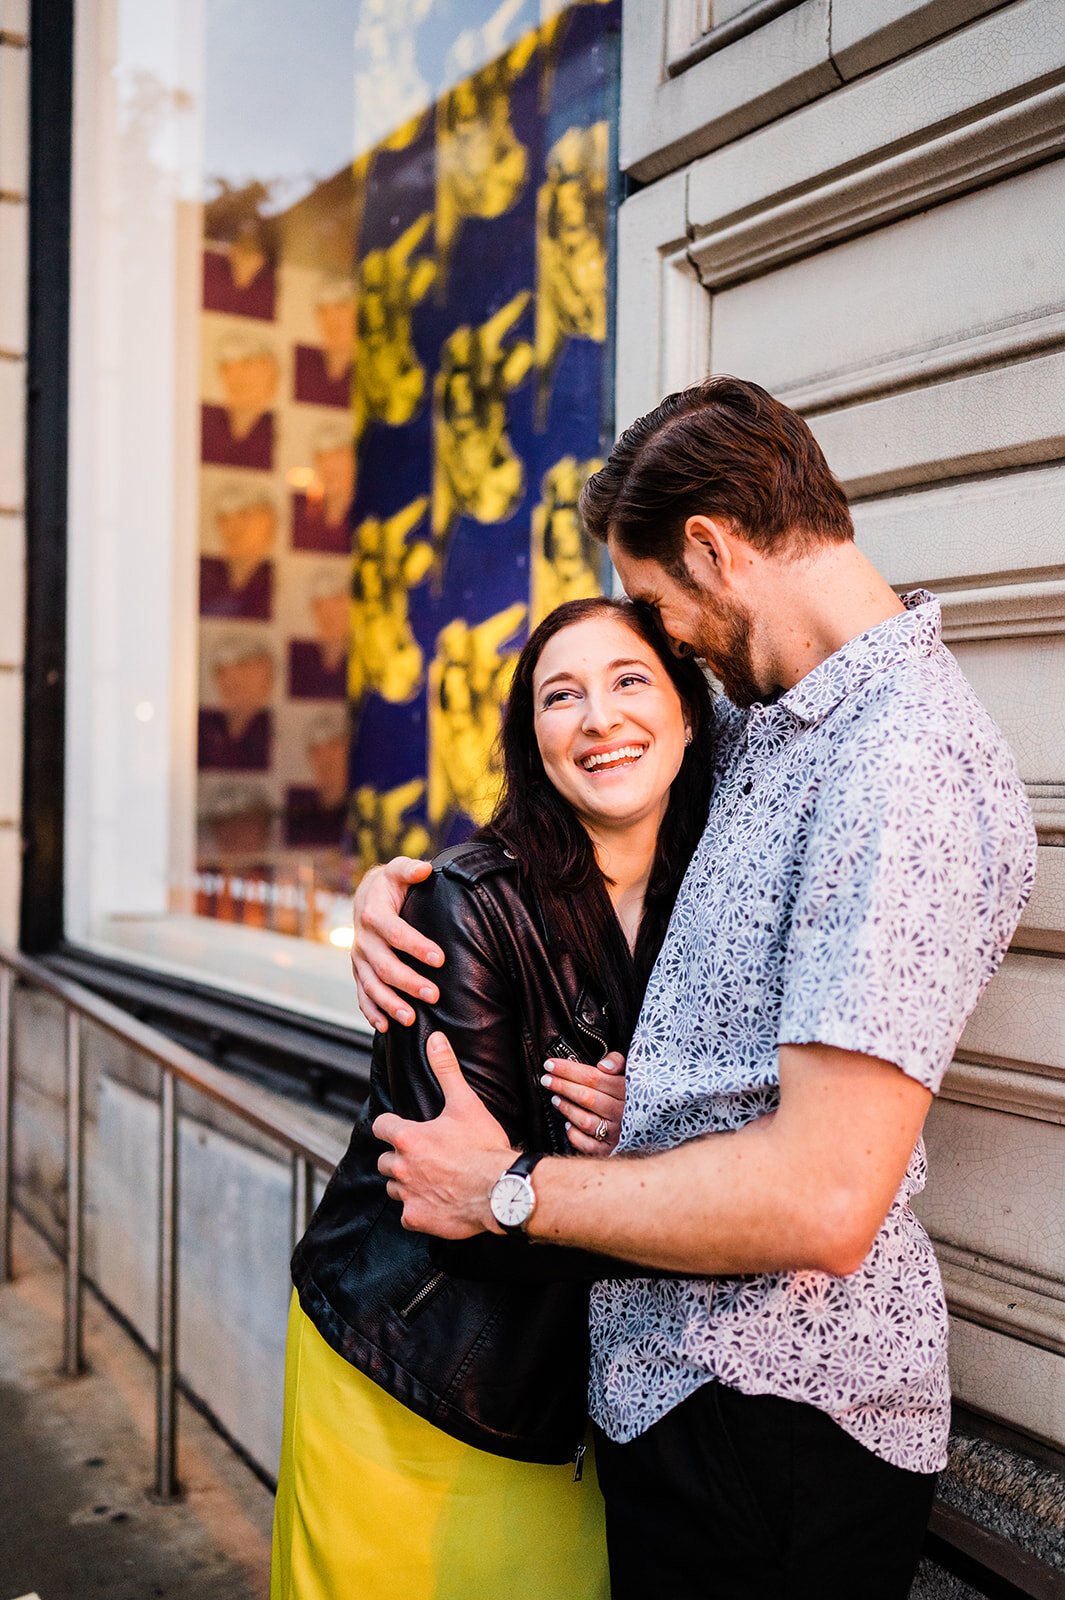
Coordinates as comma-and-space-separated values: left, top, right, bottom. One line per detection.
479, 597, 715, 1048
579, 376, 853, 574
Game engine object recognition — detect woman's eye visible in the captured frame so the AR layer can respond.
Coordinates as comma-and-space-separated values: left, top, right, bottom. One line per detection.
543, 689, 575, 707
617, 674, 650, 690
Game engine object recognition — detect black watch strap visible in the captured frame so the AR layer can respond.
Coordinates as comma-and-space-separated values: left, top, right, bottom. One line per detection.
507, 1151, 545, 1181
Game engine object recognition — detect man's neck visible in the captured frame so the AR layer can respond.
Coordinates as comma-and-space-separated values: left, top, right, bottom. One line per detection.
755, 542, 905, 698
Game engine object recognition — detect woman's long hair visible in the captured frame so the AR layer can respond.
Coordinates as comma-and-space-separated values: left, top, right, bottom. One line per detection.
479, 597, 716, 1049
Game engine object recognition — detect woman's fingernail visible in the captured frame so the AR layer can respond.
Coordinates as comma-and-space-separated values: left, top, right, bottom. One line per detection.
551, 1095, 561, 1108
565, 1121, 571, 1131
540, 1073, 553, 1088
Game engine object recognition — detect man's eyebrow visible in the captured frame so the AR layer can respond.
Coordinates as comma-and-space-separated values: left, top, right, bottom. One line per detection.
538, 657, 653, 691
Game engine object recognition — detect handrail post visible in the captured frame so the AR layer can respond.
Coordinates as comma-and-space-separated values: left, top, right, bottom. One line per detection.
155, 1068, 179, 1499
0, 965, 13, 1282
290, 1153, 314, 1254
63, 1008, 84, 1376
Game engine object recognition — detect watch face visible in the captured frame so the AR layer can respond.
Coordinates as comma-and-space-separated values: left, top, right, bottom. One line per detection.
491, 1173, 534, 1230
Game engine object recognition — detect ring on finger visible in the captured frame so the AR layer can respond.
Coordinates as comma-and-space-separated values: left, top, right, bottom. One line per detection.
594, 1118, 610, 1143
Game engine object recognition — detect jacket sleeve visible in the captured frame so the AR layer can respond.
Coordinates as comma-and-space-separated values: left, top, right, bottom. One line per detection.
383, 869, 657, 1284
383, 869, 529, 1140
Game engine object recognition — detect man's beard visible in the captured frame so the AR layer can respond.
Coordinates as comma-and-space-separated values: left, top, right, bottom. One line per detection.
693, 594, 760, 709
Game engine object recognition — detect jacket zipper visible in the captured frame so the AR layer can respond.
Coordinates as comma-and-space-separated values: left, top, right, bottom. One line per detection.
579, 1019, 607, 1059
398, 1270, 446, 1321
572, 1443, 586, 1482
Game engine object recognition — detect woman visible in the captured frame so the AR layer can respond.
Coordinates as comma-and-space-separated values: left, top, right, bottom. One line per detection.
271, 597, 715, 1600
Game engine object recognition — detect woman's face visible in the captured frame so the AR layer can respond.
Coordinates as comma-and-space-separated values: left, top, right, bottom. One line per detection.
532, 616, 688, 838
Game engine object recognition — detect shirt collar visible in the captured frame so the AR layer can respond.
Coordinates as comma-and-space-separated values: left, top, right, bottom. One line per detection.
754, 590, 941, 731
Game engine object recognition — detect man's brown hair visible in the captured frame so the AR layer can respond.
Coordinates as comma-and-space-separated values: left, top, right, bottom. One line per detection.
579, 376, 853, 569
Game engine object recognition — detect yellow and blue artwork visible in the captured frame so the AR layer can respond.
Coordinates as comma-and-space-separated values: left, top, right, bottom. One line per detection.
348, 0, 620, 861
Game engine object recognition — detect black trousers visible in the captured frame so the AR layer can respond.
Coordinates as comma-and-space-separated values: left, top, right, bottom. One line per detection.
594, 1382, 937, 1600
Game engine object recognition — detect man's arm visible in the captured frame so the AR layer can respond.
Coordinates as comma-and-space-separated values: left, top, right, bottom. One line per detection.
375, 1033, 932, 1278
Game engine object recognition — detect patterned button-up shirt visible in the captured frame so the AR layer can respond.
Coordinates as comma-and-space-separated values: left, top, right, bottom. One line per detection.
588, 593, 1036, 1473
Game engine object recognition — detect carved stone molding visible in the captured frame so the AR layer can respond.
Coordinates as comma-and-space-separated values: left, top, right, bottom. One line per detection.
937, 1241, 1065, 1358
941, 1058, 1065, 1127
937, 578, 1065, 643
780, 308, 1065, 419
1029, 787, 1065, 848
687, 78, 1065, 290
667, 0, 800, 77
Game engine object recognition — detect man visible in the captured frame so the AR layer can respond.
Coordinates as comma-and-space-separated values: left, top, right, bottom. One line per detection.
198, 635, 276, 771
352, 378, 1036, 1597
201, 332, 279, 471
199, 483, 277, 620
291, 422, 356, 555
294, 278, 356, 409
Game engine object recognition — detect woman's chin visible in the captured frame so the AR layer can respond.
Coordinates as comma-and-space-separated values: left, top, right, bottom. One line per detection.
581, 793, 664, 833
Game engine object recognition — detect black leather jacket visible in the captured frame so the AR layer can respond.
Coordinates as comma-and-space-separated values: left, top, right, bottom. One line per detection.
291, 840, 624, 1465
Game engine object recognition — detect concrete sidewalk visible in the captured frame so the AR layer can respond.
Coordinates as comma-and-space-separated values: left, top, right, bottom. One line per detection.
0, 1216, 274, 1600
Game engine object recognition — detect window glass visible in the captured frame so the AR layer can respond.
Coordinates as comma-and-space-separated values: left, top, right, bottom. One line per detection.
67, 0, 620, 1022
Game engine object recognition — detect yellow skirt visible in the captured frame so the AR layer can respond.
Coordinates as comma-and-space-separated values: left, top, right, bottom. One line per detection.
271, 1292, 610, 1600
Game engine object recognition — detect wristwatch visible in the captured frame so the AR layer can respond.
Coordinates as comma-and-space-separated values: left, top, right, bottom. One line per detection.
489, 1151, 544, 1235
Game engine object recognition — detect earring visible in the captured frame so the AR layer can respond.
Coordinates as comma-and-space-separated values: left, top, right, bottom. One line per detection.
683, 728, 692, 746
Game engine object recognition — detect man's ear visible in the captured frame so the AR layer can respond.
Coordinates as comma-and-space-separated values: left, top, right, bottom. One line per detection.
683, 514, 735, 590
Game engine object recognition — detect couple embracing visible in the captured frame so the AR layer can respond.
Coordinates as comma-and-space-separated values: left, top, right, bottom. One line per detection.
272, 378, 1035, 1600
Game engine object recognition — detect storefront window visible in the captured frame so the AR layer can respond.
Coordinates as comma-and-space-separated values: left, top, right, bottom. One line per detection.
67, 0, 620, 1021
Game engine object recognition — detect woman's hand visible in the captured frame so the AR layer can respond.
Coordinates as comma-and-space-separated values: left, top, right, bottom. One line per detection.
541, 1051, 626, 1154
351, 857, 441, 1030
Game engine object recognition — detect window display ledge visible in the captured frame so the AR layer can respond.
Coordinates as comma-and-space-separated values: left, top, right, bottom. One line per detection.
84, 914, 372, 1038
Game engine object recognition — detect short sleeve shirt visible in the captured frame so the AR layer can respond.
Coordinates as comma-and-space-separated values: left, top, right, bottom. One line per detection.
588, 593, 1037, 1473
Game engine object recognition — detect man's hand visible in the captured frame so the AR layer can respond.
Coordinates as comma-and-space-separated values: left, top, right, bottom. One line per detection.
543, 1051, 626, 1153
352, 857, 442, 1030
374, 1032, 517, 1237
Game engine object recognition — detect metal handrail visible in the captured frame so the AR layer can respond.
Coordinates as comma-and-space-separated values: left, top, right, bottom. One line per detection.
0, 944, 347, 1498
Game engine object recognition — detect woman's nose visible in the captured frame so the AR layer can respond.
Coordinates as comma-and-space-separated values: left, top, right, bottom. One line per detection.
582, 693, 623, 735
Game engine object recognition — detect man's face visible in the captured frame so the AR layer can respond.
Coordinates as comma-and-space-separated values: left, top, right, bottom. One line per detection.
316, 297, 355, 356
311, 591, 350, 647
309, 736, 348, 806
314, 444, 355, 502
218, 503, 276, 563
608, 537, 762, 708
220, 353, 278, 411
214, 652, 275, 716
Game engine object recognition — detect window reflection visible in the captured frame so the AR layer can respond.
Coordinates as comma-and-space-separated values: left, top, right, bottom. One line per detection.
193, 0, 619, 943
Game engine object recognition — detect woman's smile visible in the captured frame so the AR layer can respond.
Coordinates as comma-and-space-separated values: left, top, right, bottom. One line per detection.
579, 741, 648, 773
